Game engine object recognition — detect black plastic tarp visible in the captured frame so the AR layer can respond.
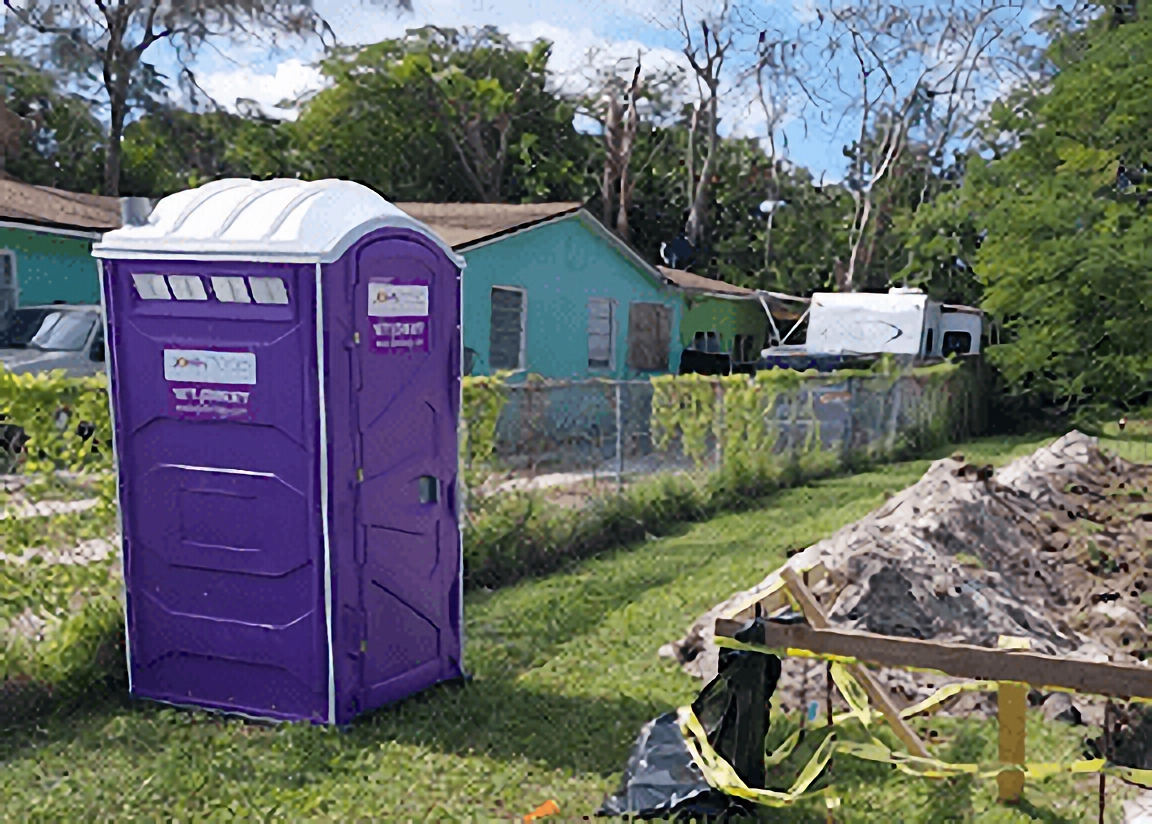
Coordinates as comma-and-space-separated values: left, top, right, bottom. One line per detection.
598, 617, 783, 820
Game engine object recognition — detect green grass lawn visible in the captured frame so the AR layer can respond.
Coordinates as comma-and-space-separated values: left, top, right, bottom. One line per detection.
0, 432, 1139, 821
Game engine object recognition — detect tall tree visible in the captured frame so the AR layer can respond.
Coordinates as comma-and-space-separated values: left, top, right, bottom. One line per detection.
4, 0, 347, 195
815, 0, 1028, 291
573, 50, 681, 241
293, 27, 590, 204
119, 105, 288, 197
674, 0, 734, 249
949, 6, 1151, 416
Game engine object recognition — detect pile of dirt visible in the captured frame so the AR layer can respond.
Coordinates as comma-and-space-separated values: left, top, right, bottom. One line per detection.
661, 431, 1152, 722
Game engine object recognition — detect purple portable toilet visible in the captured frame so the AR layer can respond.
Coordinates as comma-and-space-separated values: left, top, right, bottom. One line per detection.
92, 178, 466, 725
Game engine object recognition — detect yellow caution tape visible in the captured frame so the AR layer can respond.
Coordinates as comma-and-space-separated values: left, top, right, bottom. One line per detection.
677, 657, 1152, 809
899, 680, 996, 718
829, 662, 874, 727
678, 707, 837, 807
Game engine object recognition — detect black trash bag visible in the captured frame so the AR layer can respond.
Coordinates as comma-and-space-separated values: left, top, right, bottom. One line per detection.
595, 712, 740, 820
597, 617, 782, 820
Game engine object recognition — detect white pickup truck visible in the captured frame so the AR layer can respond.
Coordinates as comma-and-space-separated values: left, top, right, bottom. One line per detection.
760, 287, 987, 370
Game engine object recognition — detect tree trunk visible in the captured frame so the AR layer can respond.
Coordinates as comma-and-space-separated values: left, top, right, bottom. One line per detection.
684, 86, 718, 247
617, 165, 631, 241
104, 96, 127, 197
601, 91, 622, 227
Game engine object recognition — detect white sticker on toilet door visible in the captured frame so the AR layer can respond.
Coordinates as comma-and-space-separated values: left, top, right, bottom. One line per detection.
367, 280, 430, 354
368, 282, 429, 318
164, 349, 257, 385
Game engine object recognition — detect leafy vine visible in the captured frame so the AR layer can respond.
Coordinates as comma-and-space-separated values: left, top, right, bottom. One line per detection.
461, 371, 512, 482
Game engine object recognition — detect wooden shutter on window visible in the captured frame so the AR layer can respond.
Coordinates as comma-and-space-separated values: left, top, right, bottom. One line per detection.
627, 302, 671, 371
588, 298, 613, 368
489, 288, 524, 370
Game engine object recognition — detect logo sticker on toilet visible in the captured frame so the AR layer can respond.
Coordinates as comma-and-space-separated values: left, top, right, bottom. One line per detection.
368, 279, 429, 354
164, 348, 256, 421
165, 349, 256, 385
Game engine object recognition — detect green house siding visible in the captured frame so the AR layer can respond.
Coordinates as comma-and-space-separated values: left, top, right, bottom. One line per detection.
680, 295, 769, 356
462, 215, 683, 380
0, 225, 101, 307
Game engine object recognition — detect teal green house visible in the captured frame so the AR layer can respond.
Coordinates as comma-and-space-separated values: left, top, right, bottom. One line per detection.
0, 174, 121, 312
398, 202, 704, 380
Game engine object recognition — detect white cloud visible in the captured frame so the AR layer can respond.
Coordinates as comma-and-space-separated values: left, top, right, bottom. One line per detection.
196, 58, 324, 120
182, 0, 850, 172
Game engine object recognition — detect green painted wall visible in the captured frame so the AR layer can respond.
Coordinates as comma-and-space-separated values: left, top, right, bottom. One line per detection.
0, 225, 101, 307
462, 215, 684, 380
679, 295, 769, 353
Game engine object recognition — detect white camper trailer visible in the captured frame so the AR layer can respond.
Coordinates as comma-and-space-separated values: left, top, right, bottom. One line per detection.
761, 287, 985, 363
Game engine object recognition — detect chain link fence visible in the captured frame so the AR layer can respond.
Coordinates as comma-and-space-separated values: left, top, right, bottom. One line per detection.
481, 364, 986, 504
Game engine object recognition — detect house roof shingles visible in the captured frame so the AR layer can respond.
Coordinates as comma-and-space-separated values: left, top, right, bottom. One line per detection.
393, 201, 582, 249
0, 176, 122, 231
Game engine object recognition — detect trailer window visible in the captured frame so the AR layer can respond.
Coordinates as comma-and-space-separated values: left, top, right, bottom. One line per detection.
942, 331, 972, 357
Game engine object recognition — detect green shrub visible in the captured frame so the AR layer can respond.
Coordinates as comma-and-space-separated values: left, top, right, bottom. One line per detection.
0, 369, 113, 476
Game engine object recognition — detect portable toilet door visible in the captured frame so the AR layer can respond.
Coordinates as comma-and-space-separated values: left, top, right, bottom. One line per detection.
323, 216, 467, 722
93, 178, 466, 725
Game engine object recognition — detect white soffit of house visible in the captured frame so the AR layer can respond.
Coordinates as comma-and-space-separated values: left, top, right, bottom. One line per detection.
92, 178, 465, 267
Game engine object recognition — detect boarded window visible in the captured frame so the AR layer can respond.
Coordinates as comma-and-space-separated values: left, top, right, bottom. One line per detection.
626, 302, 672, 371
489, 286, 525, 371
0, 252, 15, 317
587, 298, 614, 369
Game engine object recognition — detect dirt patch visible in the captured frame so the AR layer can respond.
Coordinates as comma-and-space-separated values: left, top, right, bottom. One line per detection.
4, 537, 117, 567
663, 431, 1151, 722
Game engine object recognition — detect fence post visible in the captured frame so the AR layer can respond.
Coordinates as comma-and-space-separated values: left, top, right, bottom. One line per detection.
615, 382, 624, 494
714, 379, 724, 474
887, 375, 903, 459
997, 635, 1030, 804
841, 377, 856, 469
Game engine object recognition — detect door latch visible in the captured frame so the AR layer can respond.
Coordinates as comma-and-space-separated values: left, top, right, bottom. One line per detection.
353, 332, 360, 345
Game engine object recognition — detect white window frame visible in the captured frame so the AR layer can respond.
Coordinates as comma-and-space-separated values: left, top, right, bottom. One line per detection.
587, 296, 616, 371
0, 249, 18, 312
490, 285, 527, 372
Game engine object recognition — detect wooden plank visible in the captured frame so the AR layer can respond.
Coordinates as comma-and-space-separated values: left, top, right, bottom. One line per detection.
714, 617, 1152, 701
725, 563, 830, 625
996, 636, 1030, 803
780, 568, 931, 759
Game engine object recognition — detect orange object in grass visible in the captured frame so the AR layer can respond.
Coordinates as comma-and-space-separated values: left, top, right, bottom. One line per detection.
524, 799, 560, 821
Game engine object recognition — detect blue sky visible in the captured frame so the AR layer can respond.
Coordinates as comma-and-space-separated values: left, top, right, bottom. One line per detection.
8, 0, 1051, 185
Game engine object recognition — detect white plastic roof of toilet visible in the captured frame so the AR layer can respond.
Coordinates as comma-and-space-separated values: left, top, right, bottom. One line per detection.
92, 178, 466, 267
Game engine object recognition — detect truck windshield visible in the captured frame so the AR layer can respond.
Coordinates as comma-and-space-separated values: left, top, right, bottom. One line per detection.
28, 312, 98, 352
0, 308, 54, 348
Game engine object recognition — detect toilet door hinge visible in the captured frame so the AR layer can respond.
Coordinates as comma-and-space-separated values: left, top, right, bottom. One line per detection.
353, 332, 360, 345
357, 468, 364, 482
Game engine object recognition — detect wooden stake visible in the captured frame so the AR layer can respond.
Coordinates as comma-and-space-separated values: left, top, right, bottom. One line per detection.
996, 636, 1030, 804
826, 660, 834, 727
779, 567, 930, 758
1100, 700, 1113, 824
799, 568, 810, 731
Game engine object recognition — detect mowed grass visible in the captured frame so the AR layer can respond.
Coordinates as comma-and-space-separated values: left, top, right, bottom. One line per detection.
0, 432, 1139, 821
